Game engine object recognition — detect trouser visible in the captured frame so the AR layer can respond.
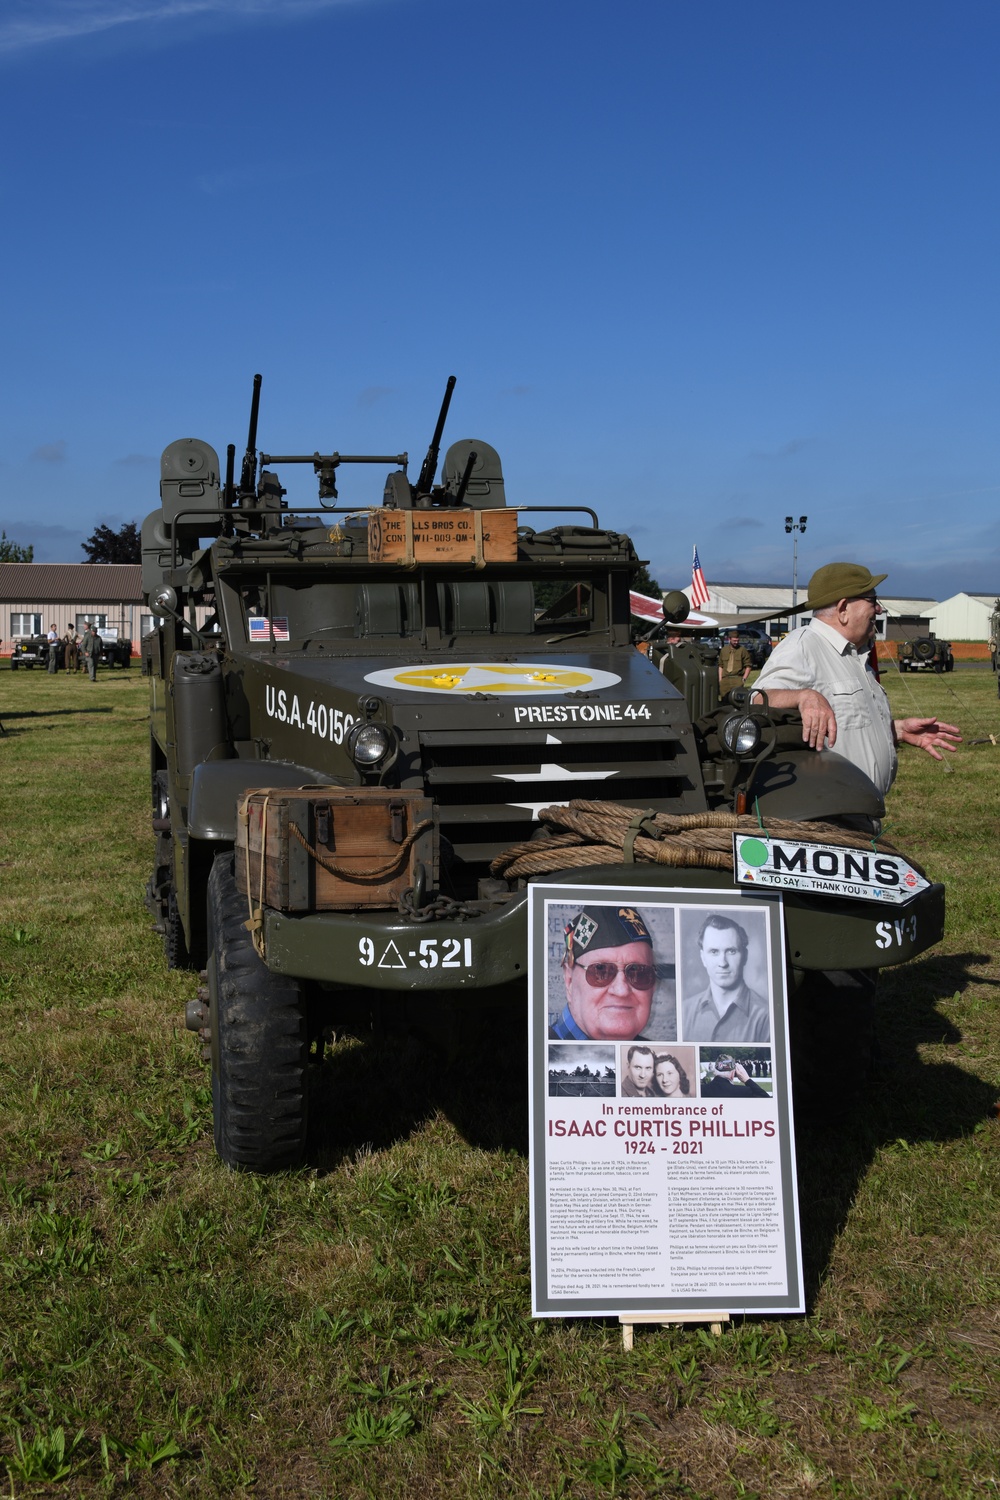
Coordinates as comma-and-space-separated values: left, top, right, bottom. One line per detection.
47, 643, 58, 672
86, 653, 97, 681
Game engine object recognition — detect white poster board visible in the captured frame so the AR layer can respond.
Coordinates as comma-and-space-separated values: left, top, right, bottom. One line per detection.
529, 884, 804, 1318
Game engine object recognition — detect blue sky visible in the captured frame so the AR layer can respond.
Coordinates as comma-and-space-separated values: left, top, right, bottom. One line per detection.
2, 0, 998, 599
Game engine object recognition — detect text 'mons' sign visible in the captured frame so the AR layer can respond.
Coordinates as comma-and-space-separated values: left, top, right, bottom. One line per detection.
733, 835, 929, 906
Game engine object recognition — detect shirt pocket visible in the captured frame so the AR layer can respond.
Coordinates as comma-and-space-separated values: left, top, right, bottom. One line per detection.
827, 678, 870, 731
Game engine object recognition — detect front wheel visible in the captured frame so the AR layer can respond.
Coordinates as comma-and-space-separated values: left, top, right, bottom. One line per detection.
207, 852, 309, 1172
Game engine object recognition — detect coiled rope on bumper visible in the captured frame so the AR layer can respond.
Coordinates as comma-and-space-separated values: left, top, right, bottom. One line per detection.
489, 800, 912, 881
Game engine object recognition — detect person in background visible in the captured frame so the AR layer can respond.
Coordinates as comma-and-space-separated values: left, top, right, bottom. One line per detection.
718, 629, 751, 698
46, 623, 60, 673
64, 630, 80, 674
81, 623, 101, 682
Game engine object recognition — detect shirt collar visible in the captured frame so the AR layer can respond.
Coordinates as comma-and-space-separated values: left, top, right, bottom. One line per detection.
551, 1005, 591, 1041
808, 616, 862, 657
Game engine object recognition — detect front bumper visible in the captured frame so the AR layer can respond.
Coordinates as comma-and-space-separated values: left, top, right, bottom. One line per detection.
262, 865, 945, 992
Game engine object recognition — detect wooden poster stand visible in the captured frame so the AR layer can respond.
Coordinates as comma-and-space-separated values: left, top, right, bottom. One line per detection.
619, 1312, 731, 1351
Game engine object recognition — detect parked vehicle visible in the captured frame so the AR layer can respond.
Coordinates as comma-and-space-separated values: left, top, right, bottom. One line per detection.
143, 374, 945, 1171
897, 637, 953, 673
9, 636, 52, 669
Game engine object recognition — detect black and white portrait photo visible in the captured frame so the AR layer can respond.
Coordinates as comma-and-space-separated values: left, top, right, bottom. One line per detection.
679, 907, 771, 1044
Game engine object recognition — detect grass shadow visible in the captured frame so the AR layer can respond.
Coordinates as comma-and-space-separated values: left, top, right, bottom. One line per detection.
305, 953, 995, 1309
795, 950, 998, 1306
0, 707, 116, 720
309, 1005, 529, 1174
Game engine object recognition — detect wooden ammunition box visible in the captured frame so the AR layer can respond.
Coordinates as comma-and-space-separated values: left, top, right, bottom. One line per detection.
368, 507, 518, 565
235, 787, 437, 912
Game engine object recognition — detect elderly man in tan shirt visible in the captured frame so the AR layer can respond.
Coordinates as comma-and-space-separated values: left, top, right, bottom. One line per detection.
753, 563, 960, 795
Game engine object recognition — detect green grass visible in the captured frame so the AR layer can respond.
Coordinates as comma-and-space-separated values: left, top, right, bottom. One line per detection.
1, 664, 998, 1497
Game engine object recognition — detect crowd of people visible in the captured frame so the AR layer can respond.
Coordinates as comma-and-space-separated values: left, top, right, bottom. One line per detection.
44, 622, 103, 681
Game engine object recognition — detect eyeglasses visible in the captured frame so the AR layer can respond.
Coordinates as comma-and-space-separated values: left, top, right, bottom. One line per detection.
576, 961, 657, 990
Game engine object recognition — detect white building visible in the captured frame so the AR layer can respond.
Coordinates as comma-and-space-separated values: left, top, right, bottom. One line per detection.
922, 592, 998, 641
686, 582, 937, 638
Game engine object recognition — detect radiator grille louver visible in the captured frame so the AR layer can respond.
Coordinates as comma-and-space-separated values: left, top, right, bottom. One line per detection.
416, 728, 704, 873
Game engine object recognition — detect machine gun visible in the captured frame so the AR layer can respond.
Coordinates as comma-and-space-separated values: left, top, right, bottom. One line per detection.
414, 375, 456, 498
239, 373, 262, 496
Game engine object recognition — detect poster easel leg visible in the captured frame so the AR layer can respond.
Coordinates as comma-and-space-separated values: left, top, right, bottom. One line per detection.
619, 1313, 730, 1351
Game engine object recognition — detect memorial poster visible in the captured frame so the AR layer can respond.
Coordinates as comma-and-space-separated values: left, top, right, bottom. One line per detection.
529, 884, 804, 1317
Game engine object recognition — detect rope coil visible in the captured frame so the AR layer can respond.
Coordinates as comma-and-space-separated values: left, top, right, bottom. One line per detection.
490, 799, 914, 881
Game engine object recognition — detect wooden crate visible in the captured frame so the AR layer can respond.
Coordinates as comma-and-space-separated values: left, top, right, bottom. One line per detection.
368, 507, 518, 565
235, 787, 437, 912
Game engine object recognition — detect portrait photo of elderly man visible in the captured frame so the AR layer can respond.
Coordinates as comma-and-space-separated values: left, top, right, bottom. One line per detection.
548, 904, 674, 1043
680, 909, 770, 1044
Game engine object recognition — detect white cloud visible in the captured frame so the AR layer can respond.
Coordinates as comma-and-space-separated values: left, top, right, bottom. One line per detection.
0, 0, 362, 55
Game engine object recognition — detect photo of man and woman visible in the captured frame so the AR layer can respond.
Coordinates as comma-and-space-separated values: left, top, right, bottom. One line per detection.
618, 1044, 696, 1099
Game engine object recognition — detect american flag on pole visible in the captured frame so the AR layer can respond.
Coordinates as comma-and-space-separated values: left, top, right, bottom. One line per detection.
690, 547, 710, 609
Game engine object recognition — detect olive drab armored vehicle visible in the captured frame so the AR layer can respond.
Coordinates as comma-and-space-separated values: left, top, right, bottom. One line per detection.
143, 376, 945, 1172
897, 636, 953, 673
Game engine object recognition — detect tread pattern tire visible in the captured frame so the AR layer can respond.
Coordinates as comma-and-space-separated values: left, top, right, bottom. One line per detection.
208, 852, 308, 1172
165, 890, 190, 970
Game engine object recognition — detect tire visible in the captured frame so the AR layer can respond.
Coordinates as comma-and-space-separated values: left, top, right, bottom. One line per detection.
945, 658, 954, 673
165, 889, 190, 970
914, 639, 936, 662
207, 852, 309, 1172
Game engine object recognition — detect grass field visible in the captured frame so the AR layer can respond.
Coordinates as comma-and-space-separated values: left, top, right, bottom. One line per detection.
1, 663, 998, 1498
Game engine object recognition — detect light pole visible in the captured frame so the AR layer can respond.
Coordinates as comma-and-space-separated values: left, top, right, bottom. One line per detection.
784, 516, 807, 628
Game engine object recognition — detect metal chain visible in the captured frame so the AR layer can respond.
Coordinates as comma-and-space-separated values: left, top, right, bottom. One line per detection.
396, 888, 482, 922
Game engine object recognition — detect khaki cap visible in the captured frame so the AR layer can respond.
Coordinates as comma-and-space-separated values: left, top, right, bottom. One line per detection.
804, 562, 887, 613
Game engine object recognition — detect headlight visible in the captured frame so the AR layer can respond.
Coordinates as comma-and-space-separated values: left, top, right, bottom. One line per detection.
347, 721, 392, 767
721, 713, 763, 758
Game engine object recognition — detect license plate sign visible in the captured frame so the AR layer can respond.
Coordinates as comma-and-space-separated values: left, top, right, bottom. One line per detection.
733, 834, 929, 905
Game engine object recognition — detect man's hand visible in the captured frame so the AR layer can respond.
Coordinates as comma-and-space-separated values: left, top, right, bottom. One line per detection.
894, 717, 962, 760
756, 686, 838, 749
732, 1062, 751, 1083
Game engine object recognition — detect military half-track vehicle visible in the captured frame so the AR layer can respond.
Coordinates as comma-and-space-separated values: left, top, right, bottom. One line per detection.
897, 636, 954, 673
142, 376, 945, 1172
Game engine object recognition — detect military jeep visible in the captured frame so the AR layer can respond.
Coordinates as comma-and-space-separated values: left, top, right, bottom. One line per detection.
897, 636, 954, 673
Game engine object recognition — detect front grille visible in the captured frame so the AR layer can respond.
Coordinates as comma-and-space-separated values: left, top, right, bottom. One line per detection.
417, 726, 706, 883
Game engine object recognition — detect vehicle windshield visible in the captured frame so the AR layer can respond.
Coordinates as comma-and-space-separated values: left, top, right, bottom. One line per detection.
233, 574, 599, 643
